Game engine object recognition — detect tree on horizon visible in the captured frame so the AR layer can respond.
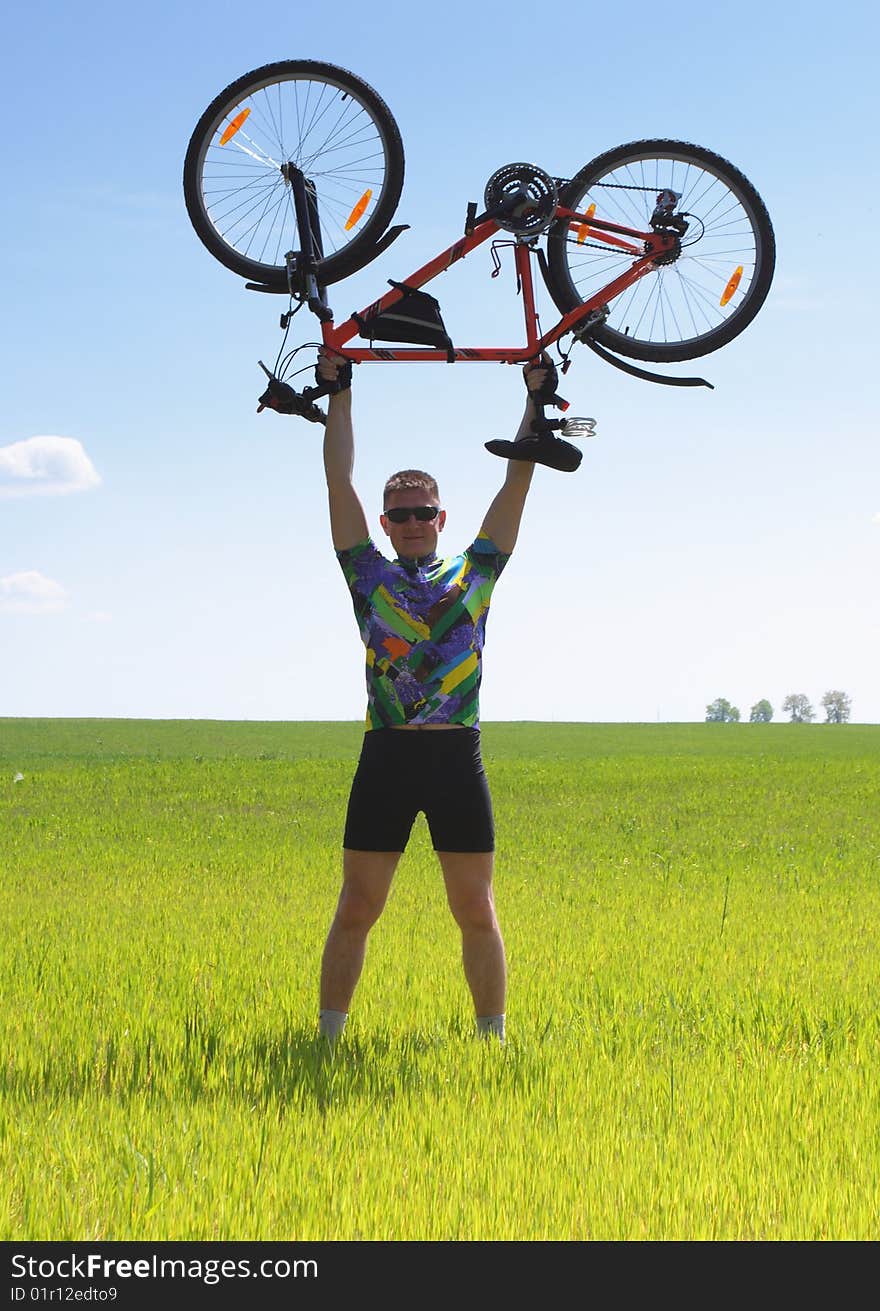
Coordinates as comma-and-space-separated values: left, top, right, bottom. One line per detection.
782, 693, 815, 723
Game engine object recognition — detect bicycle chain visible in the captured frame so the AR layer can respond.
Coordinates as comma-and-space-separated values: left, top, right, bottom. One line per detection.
563, 180, 669, 250
591, 181, 658, 192
565, 236, 639, 253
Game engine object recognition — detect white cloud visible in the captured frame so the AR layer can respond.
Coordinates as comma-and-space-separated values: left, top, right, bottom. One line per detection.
873, 512, 880, 525
0, 571, 69, 614
0, 435, 100, 498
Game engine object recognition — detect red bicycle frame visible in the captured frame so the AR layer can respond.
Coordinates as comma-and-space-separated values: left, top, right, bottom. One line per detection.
320, 207, 679, 365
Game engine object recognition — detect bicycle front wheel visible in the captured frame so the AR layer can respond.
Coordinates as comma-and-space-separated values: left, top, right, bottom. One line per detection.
545, 140, 775, 362
183, 60, 405, 288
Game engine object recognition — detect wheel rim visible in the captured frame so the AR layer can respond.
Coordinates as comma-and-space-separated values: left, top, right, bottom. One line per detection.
557, 148, 768, 354
191, 69, 397, 278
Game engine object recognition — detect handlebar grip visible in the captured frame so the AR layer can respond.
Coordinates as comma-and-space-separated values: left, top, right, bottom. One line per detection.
257, 376, 299, 413
526, 376, 569, 411
256, 378, 327, 424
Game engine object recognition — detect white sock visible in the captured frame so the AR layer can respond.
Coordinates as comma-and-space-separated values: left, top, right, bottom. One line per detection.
319, 1009, 348, 1038
476, 1014, 505, 1040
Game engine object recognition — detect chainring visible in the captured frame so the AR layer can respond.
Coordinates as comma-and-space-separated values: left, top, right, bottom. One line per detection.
483, 163, 559, 236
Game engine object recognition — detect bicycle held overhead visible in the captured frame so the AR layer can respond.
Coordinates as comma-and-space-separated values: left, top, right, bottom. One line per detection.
183, 60, 775, 470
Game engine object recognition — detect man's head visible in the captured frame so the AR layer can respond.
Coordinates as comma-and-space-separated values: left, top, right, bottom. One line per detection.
380, 469, 445, 559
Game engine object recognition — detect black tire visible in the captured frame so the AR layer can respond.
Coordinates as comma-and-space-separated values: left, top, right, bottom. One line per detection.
183, 60, 405, 288
545, 140, 775, 362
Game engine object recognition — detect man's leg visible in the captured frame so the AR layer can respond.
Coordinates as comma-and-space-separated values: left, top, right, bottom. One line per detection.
319, 849, 401, 1032
437, 851, 506, 1035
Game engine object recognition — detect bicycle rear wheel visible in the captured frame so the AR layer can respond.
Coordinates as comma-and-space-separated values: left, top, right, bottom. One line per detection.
545, 140, 775, 362
183, 60, 405, 288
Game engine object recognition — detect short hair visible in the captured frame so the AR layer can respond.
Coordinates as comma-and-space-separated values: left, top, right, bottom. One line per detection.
383, 469, 440, 507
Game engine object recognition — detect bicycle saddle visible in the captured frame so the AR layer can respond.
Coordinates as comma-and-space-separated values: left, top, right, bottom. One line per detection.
484, 434, 582, 472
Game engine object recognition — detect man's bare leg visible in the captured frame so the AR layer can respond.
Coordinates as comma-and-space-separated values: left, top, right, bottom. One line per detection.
319, 849, 401, 1034
438, 850, 506, 1037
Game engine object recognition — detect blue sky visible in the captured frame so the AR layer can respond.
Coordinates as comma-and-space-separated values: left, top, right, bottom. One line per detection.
2, 0, 878, 723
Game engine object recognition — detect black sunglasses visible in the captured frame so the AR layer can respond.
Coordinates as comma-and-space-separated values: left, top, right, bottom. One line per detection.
384, 505, 441, 524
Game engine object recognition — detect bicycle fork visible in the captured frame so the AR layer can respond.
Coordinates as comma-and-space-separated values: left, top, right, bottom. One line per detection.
284, 166, 333, 325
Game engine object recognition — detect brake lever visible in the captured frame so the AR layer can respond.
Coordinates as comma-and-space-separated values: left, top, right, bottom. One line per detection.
257, 363, 295, 412
256, 362, 327, 425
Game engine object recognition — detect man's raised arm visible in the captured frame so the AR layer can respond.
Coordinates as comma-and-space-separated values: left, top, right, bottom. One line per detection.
319, 351, 369, 551
478, 360, 555, 554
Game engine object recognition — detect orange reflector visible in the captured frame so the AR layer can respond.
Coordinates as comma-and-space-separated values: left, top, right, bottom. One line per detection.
344, 189, 373, 231
219, 109, 251, 145
576, 203, 596, 244
720, 265, 744, 307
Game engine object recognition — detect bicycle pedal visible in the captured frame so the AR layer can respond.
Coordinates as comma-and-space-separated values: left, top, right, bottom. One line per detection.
560, 416, 597, 440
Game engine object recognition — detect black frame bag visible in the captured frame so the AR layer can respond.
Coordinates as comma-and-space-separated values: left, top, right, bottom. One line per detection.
354, 280, 455, 361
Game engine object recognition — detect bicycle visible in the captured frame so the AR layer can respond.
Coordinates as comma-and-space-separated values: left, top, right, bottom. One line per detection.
183, 60, 776, 471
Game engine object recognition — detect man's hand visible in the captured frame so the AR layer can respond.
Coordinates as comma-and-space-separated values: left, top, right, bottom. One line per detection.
316, 348, 353, 394
523, 352, 563, 407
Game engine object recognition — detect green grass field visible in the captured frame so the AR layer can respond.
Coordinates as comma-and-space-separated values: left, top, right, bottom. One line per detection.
1, 718, 877, 1240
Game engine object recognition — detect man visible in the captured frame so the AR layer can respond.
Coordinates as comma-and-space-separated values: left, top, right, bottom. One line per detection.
314, 348, 567, 1043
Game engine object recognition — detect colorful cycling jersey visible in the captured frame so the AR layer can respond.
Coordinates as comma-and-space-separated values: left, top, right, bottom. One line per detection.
336, 533, 510, 729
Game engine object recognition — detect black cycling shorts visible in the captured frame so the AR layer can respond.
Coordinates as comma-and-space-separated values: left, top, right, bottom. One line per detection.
343, 727, 495, 853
